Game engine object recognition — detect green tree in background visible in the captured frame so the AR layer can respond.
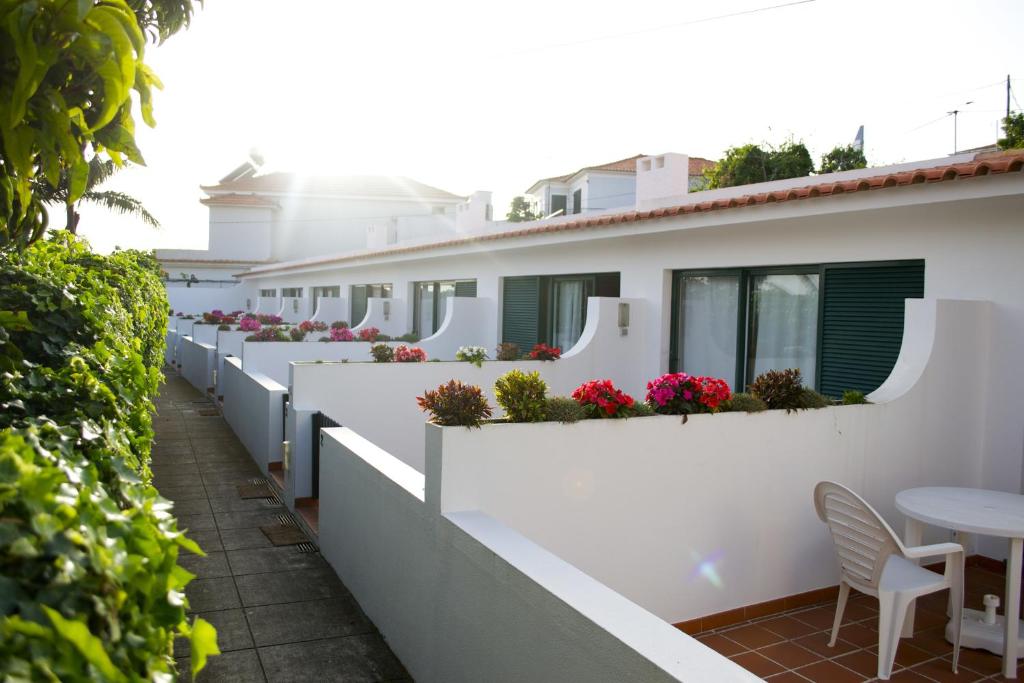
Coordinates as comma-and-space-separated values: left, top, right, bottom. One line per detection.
32, 157, 159, 234
704, 140, 814, 189
819, 144, 868, 174
0, 0, 194, 249
998, 113, 1024, 150
506, 195, 541, 222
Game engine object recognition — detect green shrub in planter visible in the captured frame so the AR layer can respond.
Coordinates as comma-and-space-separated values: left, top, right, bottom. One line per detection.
544, 396, 586, 423
494, 370, 547, 422
330, 320, 349, 329
721, 392, 768, 412
288, 326, 306, 342
798, 388, 833, 409
749, 368, 804, 411
842, 389, 870, 405
371, 343, 394, 363
417, 380, 492, 427
495, 342, 519, 361
396, 332, 420, 343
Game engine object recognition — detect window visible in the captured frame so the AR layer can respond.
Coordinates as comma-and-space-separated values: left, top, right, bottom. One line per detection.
350, 283, 392, 326
550, 194, 567, 216
502, 273, 619, 351
572, 189, 582, 214
312, 286, 340, 299
281, 287, 303, 298
413, 279, 477, 337
432, 206, 446, 215
670, 261, 924, 396
259, 289, 277, 297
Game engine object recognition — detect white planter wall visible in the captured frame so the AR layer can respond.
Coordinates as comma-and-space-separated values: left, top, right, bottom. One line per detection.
180, 337, 216, 394
351, 297, 407, 337
277, 296, 309, 323
191, 323, 220, 347
310, 297, 348, 324
415, 296, 497, 361
215, 330, 249, 398
241, 341, 383, 387
253, 296, 280, 315
318, 427, 757, 683
221, 357, 286, 474
429, 299, 991, 623
290, 297, 645, 473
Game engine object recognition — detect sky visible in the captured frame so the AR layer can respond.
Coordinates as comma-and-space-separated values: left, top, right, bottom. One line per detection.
76, 0, 1024, 253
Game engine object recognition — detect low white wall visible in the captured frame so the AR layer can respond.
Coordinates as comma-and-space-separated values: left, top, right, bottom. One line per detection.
351, 297, 407, 337
164, 329, 176, 365
290, 297, 646, 473
214, 330, 249, 398
241, 341, 384, 388
310, 297, 348, 324
277, 296, 309, 324
191, 323, 220, 347
253, 296, 279, 315
180, 337, 216, 394
166, 285, 251, 316
171, 320, 196, 366
415, 297, 497, 361
221, 357, 286, 474
319, 427, 756, 683
430, 298, 991, 624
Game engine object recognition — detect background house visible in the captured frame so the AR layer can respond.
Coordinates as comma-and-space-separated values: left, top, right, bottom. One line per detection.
525, 153, 715, 217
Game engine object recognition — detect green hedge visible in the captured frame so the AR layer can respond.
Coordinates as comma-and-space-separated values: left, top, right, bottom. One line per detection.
0, 235, 217, 680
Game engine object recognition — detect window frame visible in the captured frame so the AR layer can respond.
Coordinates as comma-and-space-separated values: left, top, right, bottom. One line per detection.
411, 279, 477, 337
259, 288, 277, 297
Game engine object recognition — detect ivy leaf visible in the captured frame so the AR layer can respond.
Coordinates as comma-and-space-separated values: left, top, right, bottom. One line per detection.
189, 616, 221, 677
44, 606, 127, 682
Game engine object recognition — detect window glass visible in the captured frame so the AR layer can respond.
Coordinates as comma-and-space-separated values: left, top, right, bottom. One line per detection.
746, 273, 820, 386
259, 289, 276, 297
281, 287, 303, 298
313, 286, 340, 298
416, 283, 434, 337
677, 275, 740, 380
552, 279, 586, 351
436, 282, 456, 333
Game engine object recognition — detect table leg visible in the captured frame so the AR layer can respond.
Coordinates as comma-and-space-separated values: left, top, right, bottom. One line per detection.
902, 518, 925, 638
1004, 537, 1022, 679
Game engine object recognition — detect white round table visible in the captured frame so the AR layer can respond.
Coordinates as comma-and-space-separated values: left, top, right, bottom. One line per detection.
896, 487, 1024, 679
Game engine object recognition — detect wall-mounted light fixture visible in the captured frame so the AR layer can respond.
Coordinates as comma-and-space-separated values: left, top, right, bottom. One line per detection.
383, 300, 391, 321
246, 298, 252, 310
618, 302, 630, 336
292, 299, 299, 313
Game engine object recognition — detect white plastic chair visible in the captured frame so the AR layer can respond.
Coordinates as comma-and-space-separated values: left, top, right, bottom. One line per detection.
814, 481, 963, 680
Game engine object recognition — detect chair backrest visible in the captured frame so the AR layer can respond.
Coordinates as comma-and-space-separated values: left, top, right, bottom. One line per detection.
814, 481, 903, 590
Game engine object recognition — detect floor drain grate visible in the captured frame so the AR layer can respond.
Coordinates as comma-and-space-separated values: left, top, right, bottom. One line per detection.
250, 477, 268, 486
277, 514, 297, 527
198, 409, 219, 417
296, 542, 318, 553
263, 496, 282, 506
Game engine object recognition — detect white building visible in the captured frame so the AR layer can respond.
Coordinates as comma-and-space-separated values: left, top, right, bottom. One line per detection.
155, 160, 468, 312
525, 153, 715, 217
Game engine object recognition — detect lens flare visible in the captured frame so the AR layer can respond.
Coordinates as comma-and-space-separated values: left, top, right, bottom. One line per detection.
688, 549, 725, 589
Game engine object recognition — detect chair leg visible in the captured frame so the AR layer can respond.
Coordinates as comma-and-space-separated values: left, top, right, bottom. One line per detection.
829, 581, 850, 647
877, 591, 913, 680
949, 558, 964, 673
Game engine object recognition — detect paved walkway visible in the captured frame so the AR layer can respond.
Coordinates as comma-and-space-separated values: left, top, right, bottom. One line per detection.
153, 372, 410, 682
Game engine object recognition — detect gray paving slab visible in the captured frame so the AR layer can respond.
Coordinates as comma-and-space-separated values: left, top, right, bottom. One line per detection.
153, 372, 408, 681
258, 634, 409, 682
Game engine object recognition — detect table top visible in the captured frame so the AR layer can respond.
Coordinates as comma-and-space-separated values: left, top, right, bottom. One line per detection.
896, 487, 1024, 537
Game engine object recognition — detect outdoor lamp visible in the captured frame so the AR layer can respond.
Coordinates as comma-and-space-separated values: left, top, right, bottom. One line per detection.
383, 301, 391, 321
618, 302, 630, 336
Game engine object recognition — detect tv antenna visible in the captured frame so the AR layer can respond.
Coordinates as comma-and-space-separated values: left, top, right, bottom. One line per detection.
947, 101, 974, 154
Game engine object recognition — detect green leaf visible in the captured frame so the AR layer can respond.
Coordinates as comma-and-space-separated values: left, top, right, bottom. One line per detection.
189, 616, 221, 677
44, 606, 127, 682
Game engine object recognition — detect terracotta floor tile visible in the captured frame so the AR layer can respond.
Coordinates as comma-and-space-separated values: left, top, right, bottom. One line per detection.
908, 657, 986, 682
765, 672, 812, 682
836, 622, 880, 648
910, 626, 957, 657
759, 641, 824, 669
833, 649, 884, 678
722, 623, 786, 650
760, 615, 820, 639
886, 668, 934, 680
793, 606, 845, 630
794, 659, 869, 682
947, 649, 1004, 677
794, 631, 860, 659
696, 633, 747, 657
730, 651, 786, 678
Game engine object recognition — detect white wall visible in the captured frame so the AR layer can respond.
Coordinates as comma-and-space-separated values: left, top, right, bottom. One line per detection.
318, 427, 757, 683
191, 324, 220, 347
166, 285, 253, 316
215, 330, 249, 398
310, 296, 347, 323
350, 297, 407, 337
411, 296, 497, 361
289, 298, 645, 473
221, 357, 286, 474
241, 341, 384, 387
586, 172, 637, 212
277, 296, 309, 323
180, 337, 216, 394
253, 296, 280, 315
430, 299, 991, 623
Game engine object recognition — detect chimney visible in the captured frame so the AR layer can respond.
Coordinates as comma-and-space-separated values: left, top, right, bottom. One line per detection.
635, 153, 690, 210
455, 191, 493, 233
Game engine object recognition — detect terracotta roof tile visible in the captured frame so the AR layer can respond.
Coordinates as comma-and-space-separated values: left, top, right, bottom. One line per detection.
200, 173, 464, 201
535, 154, 717, 186
241, 151, 1024, 278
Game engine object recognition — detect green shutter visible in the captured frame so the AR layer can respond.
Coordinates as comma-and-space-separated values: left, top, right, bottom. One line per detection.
819, 261, 924, 397
454, 280, 477, 297
502, 277, 540, 350
351, 285, 368, 326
